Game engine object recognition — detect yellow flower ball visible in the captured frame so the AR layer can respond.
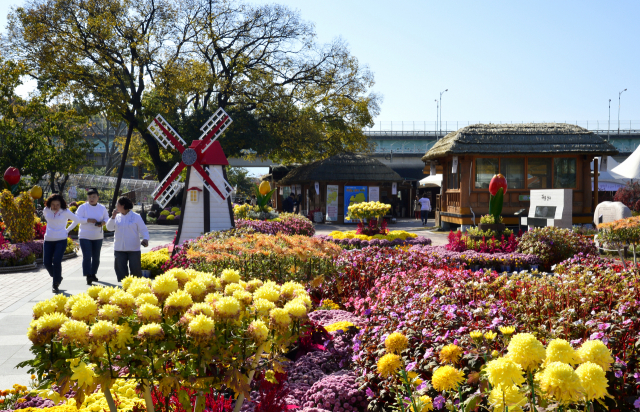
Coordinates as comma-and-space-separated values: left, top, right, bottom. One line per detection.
137, 323, 164, 341
269, 308, 291, 329
188, 302, 215, 318
185, 280, 208, 301
384, 332, 409, 354
575, 361, 609, 401
97, 287, 118, 305
58, 320, 89, 345
254, 285, 280, 303
48, 294, 68, 313
89, 320, 118, 343
70, 297, 98, 322
165, 268, 189, 285
164, 290, 193, 316
98, 304, 123, 321
109, 291, 136, 312
233, 290, 253, 306
506, 333, 546, 371
135, 293, 159, 307
576, 340, 614, 371
215, 296, 241, 319
284, 301, 307, 319
280, 281, 305, 299
127, 283, 153, 298
484, 357, 525, 387
377, 353, 401, 377
248, 319, 270, 343
431, 365, 465, 392
204, 292, 224, 305
544, 339, 579, 366
32, 300, 58, 319
488, 385, 527, 412
121, 276, 138, 290
152, 273, 179, 299
220, 268, 241, 285
536, 361, 584, 404
187, 314, 215, 339
224, 283, 244, 296
137, 303, 162, 323
86, 285, 103, 300
245, 279, 264, 293
439, 344, 463, 364
112, 323, 134, 349
252, 298, 276, 317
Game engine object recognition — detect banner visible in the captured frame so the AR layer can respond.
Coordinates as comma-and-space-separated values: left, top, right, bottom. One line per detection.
344, 186, 367, 223
326, 185, 339, 222
368, 186, 379, 202
392, 182, 397, 195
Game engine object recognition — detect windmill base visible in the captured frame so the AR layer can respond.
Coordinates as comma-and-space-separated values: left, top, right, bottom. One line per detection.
174, 165, 235, 246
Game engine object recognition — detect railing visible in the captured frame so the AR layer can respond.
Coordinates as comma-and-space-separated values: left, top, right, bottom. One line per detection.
446, 192, 461, 209
365, 120, 640, 133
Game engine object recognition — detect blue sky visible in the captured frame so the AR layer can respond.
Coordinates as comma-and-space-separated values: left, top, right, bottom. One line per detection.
2, 0, 639, 129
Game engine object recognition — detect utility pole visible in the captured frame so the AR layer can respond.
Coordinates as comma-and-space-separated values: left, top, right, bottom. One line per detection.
608, 99, 611, 141
439, 89, 448, 139
435, 99, 439, 140
618, 88, 627, 135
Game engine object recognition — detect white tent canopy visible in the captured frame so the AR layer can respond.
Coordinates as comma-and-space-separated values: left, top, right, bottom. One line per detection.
612, 145, 640, 179
589, 156, 628, 191
419, 174, 443, 188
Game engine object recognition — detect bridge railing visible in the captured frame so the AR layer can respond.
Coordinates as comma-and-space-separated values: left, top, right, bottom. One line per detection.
365, 120, 640, 133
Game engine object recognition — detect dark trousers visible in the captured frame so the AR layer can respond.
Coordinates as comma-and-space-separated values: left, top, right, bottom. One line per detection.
114, 251, 142, 281
44, 239, 67, 285
79, 239, 103, 277
420, 210, 429, 224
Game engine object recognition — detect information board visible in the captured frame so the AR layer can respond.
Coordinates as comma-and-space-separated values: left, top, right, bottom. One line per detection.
326, 185, 339, 222
344, 186, 367, 223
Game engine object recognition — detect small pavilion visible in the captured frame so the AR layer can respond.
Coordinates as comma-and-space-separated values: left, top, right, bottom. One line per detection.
276, 152, 406, 223
421, 123, 618, 227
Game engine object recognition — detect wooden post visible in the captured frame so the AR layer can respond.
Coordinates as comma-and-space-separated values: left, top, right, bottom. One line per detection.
593, 157, 599, 211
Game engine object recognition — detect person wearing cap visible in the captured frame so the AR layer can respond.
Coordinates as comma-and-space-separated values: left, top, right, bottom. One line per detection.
75, 188, 110, 285
106, 197, 150, 281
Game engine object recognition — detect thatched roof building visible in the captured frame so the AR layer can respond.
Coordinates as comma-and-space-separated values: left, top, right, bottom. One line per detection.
422, 123, 618, 161
278, 152, 402, 184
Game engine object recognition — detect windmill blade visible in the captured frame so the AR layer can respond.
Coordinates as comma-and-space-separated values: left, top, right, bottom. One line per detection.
148, 114, 187, 152
192, 164, 232, 201
198, 108, 232, 154
152, 162, 185, 208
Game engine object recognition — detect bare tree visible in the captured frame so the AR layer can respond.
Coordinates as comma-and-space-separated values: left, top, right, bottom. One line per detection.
86, 114, 127, 176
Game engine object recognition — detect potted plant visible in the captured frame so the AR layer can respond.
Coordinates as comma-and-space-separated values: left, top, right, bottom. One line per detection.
478, 174, 507, 233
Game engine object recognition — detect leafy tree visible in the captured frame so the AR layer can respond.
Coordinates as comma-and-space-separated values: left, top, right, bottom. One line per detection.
6, 0, 379, 179
226, 167, 254, 200
85, 114, 128, 176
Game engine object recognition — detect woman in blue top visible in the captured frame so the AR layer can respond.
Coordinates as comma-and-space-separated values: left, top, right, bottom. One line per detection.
43, 194, 95, 293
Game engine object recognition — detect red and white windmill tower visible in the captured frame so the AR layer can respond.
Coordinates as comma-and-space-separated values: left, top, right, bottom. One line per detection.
148, 109, 235, 245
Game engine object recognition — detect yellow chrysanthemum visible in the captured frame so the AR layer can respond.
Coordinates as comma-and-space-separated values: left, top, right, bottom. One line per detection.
49, 294, 68, 313
469, 330, 484, 342
506, 333, 546, 371
195, 273, 217, 292
97, 287, 119, 305
245, 279, 263, 293
204, 292, 224, 305
484, 331, 497, 341
253, 285, 280, 303
127, 284, 153, 298
291, 294, 312, 310
135, 293, 159, 307
187, 314, 215, 339
86, 285, 103, 300
431, 365, 465, 392
248, 319, 269, 343
536, 361, 584, 404
544, 339, 579, 366
137, 323, 164, 340
215, 297, 241, 319
64, 293, 92, 314
121, 275, 138, 291
439, 344, 463, 364
70, 297, 98, 322
252, 298, 276, 317
280, 281, 305, 299
137, 303, 162, 323
89, 320, 118, 343
284, 301, 307, 319
152, 274, 179, 299
110, 291, 136, 312
377, 353, 402, 377
575, 361, 609, 401
484, 357, 525, 387
224, 283, 244, 296
325, 321, 356, 333
188, 302, 215, 318
185, 280, 207, 301
98, 304, 123, 321
410, 395, 433, 412
165, 268, 189, 285
499, 326, 516, 336
488, 385, 527, 412
269, 308, 291, 329
576, 340, 614, 371
385, 332, 409, 354
233, 290, 253, 306
163, 290, 193, 316
70, 361, 96, 388
58, 320, 89, 345
32, 300, 58, 319
112, 323, 133, 349
220, 268, 241, 284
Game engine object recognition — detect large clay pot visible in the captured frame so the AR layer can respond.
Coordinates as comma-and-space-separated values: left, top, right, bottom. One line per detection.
478, 223, 506, 233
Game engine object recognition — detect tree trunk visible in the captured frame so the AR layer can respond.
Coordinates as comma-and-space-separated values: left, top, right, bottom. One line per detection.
110, 122, 135, 214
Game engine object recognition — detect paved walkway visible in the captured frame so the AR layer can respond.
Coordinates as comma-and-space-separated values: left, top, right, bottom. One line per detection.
0, 219, 447, 389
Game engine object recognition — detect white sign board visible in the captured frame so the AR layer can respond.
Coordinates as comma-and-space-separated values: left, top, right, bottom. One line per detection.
594, 201, 631, 225
452, 156, 458, 173
522, 189, 572, 229
430, 161, 436, 176
392, 182, 397, 195
326, 185, 339, 222
314, 182, 320, 195
369, 186, 380, 202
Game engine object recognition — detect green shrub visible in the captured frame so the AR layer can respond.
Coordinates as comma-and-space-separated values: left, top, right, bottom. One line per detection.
516, 226, 597, 269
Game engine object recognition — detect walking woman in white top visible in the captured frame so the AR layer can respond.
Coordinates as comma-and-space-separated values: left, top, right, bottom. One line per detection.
76, 188, 110, 286
43, 194, 94, 293
106, 197, 149, 281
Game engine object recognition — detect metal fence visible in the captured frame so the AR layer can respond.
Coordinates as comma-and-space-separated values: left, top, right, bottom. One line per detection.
365, 120, 640, 133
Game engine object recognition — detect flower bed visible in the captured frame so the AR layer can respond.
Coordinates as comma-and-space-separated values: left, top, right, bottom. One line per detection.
157, 206, 182, 224
235, 213, 315, 236
317, 230, 432, 249
410, 244, 540, 270
140, 248, 171, 277
345, 254, 638, 411
446, 230, 518, 253
517, 226, 597, 270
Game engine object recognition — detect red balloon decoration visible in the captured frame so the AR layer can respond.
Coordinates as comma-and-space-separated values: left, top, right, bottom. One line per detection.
4, 167, 21, 186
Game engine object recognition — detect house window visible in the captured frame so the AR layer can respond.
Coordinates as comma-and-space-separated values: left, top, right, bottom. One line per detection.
500, 158, 525, 189
527, 158, 552, 189
475, 158, 499, 189
553, 157, 577, 188
189, 190, 198, 202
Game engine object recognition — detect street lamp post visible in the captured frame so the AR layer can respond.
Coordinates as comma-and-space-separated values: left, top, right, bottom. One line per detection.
618, 88, 627, 135
435, 99, 439, 140
439, 89, 448, 139
608, 99, 611, 141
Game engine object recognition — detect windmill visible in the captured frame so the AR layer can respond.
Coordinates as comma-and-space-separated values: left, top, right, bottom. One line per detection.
148, 108, 235, 245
